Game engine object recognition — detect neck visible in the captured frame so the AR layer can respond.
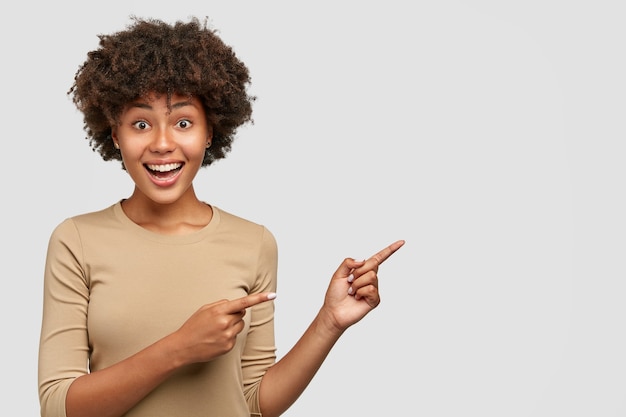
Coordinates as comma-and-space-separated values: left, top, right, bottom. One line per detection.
121, 187, 213, 235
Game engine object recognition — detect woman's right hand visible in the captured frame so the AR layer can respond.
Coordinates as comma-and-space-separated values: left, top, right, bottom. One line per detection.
169, 292, 276, 365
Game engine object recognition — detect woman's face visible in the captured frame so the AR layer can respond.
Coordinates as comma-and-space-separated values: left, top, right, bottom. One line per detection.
111, 92, 212, 206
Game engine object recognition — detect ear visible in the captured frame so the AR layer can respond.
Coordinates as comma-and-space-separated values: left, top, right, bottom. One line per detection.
111, 129, 120, 149
206, 125, 213, 148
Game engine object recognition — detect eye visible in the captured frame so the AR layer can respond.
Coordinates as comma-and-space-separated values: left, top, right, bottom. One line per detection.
132, 120, 150, 130
176, 119, 192, 129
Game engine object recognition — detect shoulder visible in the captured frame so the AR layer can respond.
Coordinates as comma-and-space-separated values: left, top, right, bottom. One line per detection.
49, 204, 118, 242
214, 207, 274, 237
69, 204, 117, 226
213, 206, 277, 250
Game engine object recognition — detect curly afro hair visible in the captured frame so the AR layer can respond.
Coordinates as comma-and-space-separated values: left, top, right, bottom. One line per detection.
69, 16, 255, 167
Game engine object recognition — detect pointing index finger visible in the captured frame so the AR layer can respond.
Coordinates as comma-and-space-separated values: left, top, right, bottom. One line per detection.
229, 292, 276, 313
369, 240, 405, 266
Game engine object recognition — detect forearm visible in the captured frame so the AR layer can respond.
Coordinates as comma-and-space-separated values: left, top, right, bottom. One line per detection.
258, 308, 344, 417
65, 335, 180, 417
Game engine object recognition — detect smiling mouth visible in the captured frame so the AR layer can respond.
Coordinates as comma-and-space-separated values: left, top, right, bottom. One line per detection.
145, 163, 183, 179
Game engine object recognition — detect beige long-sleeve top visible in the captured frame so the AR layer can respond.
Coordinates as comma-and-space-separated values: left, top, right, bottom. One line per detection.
38, 202, 278, 417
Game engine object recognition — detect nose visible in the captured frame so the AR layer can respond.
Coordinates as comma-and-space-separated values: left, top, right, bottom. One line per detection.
150, 127, 176, 154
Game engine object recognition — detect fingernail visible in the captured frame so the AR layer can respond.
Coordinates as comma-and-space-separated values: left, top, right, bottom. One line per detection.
267, 292, 277, 300
347, 274, 354, 283
348, 287, 354, 295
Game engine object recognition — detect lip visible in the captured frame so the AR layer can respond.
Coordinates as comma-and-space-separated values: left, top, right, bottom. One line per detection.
144, 162, 184, 187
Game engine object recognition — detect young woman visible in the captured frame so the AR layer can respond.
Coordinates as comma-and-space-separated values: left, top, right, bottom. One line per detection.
38, 17, 404, 417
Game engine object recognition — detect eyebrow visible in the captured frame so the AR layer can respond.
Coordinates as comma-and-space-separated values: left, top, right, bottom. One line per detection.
128, 100, 196, 110
171, 100, 196, 110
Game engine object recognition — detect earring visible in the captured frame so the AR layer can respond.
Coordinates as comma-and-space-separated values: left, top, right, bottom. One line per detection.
108, 133, 120, 150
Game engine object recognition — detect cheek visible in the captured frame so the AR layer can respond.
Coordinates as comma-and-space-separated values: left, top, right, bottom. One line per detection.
184, 141, 209, 160
117, 144, 147, 171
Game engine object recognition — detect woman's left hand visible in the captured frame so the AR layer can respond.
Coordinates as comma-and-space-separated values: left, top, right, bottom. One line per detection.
322, 240, 405, 331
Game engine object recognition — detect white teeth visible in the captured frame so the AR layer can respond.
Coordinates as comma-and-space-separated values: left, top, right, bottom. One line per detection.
146, 163, 182, 172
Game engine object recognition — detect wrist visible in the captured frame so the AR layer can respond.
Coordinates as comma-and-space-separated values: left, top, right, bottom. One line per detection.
315, 306, 346, 339
156, 332, 188, 371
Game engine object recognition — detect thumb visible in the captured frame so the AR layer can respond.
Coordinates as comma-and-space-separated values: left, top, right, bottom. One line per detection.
332, 257, 366, 281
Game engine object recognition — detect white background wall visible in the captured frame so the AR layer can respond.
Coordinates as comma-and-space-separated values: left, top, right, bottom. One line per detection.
2, 1, 625, 415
